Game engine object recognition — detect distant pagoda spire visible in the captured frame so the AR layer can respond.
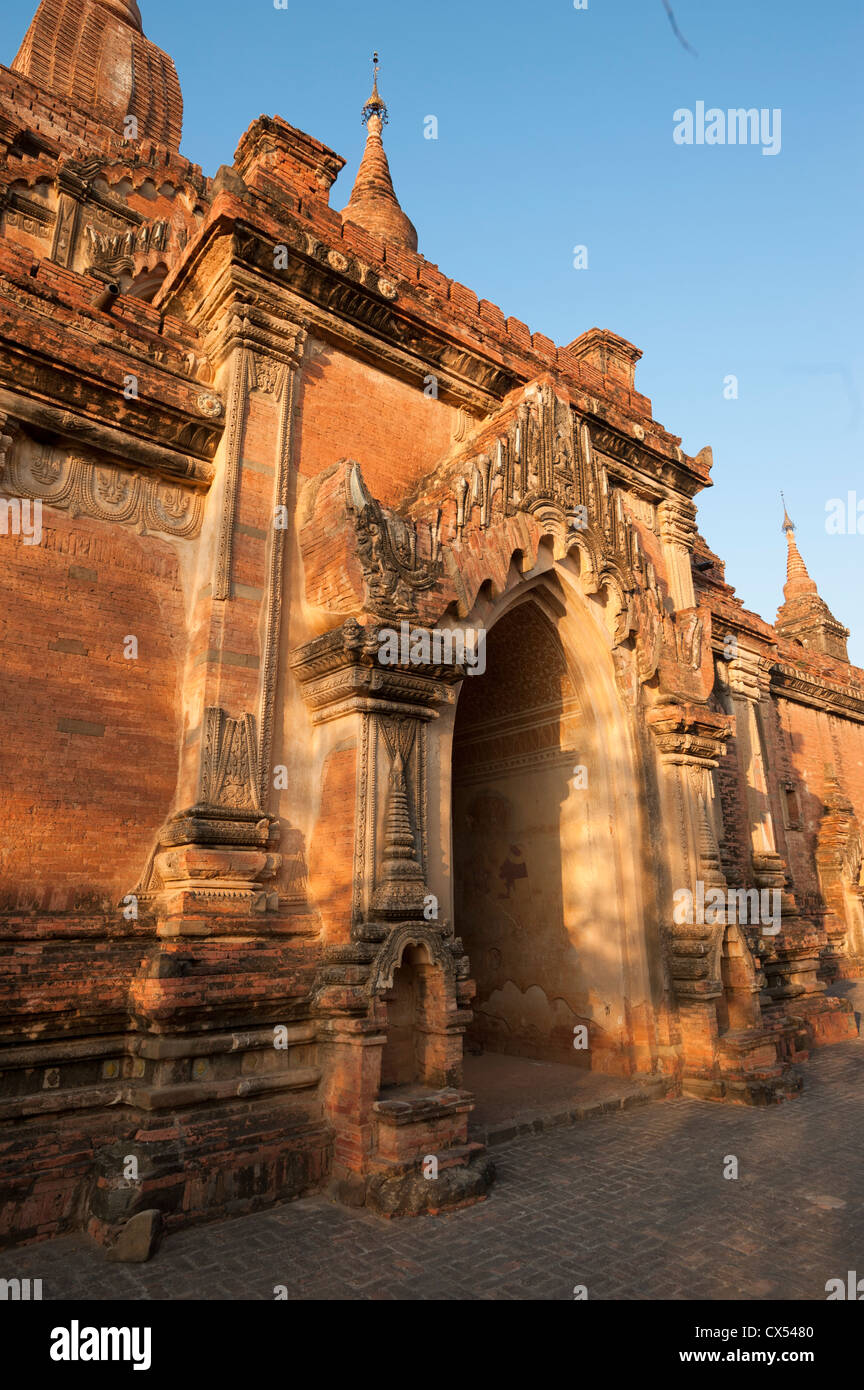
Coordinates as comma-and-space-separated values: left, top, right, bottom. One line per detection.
776, 496, 850, 662
341, 52, 418, 253
781, 495, 818, 600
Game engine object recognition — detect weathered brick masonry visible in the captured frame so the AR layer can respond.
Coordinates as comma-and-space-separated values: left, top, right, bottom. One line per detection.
0, 5, 861, 1250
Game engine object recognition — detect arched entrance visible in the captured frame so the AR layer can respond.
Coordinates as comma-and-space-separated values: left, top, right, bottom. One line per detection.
450, 587, 652, 1080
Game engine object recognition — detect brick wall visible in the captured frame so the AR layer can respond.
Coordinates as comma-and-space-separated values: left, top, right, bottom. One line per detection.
295, 338, 458, 506
774, 697, 864, 903
307, 746, 357, 944
0, 512, 188, 909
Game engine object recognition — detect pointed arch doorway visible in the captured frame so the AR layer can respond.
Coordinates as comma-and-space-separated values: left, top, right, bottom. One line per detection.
449, 588, 652, 1098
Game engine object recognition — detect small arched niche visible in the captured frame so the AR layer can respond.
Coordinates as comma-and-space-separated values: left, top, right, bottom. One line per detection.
379, 942, 449, 1091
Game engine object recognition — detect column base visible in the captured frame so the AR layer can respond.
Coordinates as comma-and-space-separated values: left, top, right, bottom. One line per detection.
681, 1024, 804, 1105
329, 1085, 496, 1216
332, 1144, 494, 1218
764, 994, 859, 1048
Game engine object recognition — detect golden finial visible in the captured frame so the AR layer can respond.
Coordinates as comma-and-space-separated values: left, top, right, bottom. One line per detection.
781, 492, 796, 533
361, 51, 389, 126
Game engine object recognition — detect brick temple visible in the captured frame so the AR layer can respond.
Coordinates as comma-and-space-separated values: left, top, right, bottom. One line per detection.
1, 0, 862, 1252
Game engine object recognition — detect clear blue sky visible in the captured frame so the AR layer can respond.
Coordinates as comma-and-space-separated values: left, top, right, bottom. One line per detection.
3, 0, 862, 662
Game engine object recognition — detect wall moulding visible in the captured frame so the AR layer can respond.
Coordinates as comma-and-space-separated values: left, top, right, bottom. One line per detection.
0, 388, 214, 489
1, 435, 205, 538
770, 664, 864, 724
0, 338, 223, 466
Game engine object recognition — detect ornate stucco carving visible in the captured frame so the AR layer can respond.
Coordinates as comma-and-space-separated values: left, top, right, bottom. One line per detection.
770, 663, 864, 724
1, 441, 204, 538
346, 463, 441, 620
428, 380, 712, 690
726, 649, 771, 703
84, 217, 171, 276
370, 717, 427, 920
658, 497, 697, 550
367, 923, 458, 994
199, 708, 262, 813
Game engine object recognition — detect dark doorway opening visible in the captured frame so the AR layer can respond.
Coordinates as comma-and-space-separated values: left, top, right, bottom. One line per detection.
451, 601, 584, 1066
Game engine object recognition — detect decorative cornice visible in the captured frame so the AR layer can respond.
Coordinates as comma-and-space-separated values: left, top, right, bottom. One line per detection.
769, 662, 864, 723
659, 496, 698, 550
646, 702, 732, 768
0, 286, 223, 467
158, 209, 704, 493
291, 618, 461, 724
0, 387, 213, 489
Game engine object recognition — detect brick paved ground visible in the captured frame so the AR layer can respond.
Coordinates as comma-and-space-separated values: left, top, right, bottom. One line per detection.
2, 1023, 863, 1301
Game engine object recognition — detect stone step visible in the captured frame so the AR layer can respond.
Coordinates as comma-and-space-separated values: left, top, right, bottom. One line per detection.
468, 1075, 669, 1148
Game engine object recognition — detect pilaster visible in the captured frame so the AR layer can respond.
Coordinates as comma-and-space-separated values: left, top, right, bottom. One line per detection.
658, 496, 697, 612
291, 620, 491, 1210
722, 651, 857, 1048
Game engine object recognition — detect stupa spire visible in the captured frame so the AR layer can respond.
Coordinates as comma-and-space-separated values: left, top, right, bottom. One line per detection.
12, 0, 182, 148
776, 497, 850, 661
781, 496, 818, 600
342, 52, 418, 253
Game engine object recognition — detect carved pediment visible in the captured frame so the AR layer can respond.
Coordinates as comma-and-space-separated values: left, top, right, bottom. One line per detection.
345, 463, 442, 621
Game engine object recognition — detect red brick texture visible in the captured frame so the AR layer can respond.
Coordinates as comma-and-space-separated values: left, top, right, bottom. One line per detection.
0, 513, 186, 909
